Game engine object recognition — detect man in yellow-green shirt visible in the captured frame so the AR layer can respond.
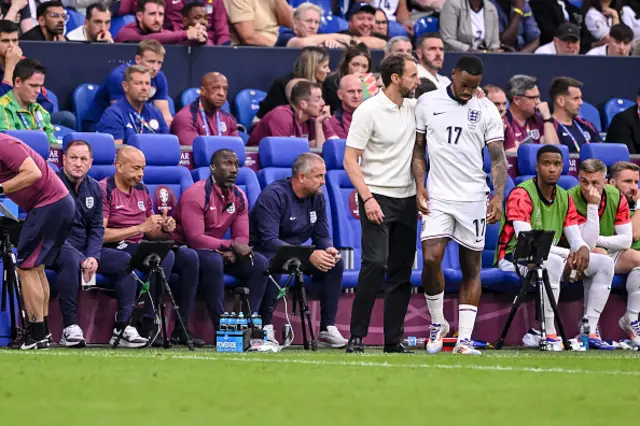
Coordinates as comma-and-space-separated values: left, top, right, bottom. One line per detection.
0, 58, 56, 144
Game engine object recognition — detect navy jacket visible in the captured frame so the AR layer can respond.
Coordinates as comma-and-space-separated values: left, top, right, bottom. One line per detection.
57, 171, 105, 261
249, 178, 332, 257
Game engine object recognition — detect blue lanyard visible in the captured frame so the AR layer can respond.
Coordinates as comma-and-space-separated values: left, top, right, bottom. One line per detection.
199, 103, 222, 136
18, 110, 42, 130
558, 120, 587, 153
129, 112, 154, 134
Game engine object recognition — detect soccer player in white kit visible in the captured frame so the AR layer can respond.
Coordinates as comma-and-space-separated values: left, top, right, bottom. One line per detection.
412, 56, 508, 355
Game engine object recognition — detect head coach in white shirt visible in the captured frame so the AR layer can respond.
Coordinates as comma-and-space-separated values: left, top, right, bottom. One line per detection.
343, 53, 420, 354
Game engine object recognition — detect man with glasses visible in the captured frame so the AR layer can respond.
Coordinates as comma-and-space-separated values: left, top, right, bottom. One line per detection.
20, 1, 68, 41
277, 2, 352, 48
503, 74, 559, 153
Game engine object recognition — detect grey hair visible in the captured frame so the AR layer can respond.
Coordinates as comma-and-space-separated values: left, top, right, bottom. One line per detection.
293, 2, 323, 19
292, 152, 324, 177
385, 36, 412, 53
505, 74, 537, 102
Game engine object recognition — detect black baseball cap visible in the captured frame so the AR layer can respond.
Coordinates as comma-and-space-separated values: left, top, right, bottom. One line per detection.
555, 23, 580, 41
346, 2, 376, 20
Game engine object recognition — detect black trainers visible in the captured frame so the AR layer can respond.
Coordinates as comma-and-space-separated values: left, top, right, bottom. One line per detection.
20, 337, 49, 350
346, 336, 364, 353
383, 343, 414, 354
171, 329, 205, 347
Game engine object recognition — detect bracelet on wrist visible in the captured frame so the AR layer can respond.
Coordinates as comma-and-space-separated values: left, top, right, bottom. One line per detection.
363, 196, 374, 205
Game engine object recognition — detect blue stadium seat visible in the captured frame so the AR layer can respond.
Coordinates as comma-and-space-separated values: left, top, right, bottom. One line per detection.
53, 125, 74, 144
604, 98, 634, 130
238, 131, 249, 144
4, 130, 49, 161
556, 175, 579, 190
110, 14, 136, 37
322, 138, 346, 170
127, 134, 194, 206
514, 143, 571, 186
234, 89, 267, 129
580, 101, 602, 133
257, 137, 310, 188
480, 221, 508, 291
65, 8, 84, 34
191, 136, 261, 208
580, 143, 629, 168
180, 87, 231, 113
319, 15, 348, 34
413, 16, 439, 38
63, 132, 116, 181
73, 84, 99, 131
46, 88, 59, 113
167, 98, 175, 116
388, 21, 409, 38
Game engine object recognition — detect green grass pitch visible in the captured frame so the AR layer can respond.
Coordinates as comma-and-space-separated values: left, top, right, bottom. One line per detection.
0, 347, 638, 426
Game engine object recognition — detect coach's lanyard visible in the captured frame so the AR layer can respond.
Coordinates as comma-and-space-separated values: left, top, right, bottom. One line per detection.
199, 102, 222, 136
129, 112, 154, 134
18, 110, 42, 130
557, 120, 587, 153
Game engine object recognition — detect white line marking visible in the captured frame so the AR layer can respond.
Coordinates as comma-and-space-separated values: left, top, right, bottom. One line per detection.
1, 350, 639, 377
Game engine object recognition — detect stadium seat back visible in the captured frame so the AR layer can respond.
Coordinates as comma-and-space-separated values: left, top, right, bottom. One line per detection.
258, 137, 310, 188
65, 8, 84, 33
326, 169, 359, 249
487, 174, 516, 199
388, 21, 409, 37
234, 89, 267, 129
167, 98, 176, 116
517, 143, 570, 175
322, 139, 346, 170
579, 101, 602, 133
192, 136, 246, 168
53, 125, 74, 144
4, 130, 49, 160
604, 98, 634, 129
483, 222, 500, 268
557, 175, 579, 190
319, 15, 348, 34
181, 87, 200, 108
46, 88, 59, 113
110, 14, 136, 37
413, 16, 439, 38
73, 84, 99, 131
579, 143, 629, 168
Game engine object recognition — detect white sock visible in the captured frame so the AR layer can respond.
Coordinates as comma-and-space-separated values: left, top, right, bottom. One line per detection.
625, 268, 640, 324
583, 254, 614, 334
542, 254, 564, 336
541, 284, 559, 336
457, 304, 477, 342
425, 292, 445, 325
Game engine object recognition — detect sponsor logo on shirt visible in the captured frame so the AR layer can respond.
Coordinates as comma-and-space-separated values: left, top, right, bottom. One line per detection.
115, 204, 125, 210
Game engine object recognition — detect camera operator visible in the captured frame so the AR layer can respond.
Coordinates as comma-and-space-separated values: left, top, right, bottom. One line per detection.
249, 153, 347, 348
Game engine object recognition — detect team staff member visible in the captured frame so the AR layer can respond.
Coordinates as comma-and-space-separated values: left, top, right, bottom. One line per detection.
343, 53, 419, 354
97, 65, 169, 145
100, 146, 203, 346
0, 133, 74, 350
250, 153, 348, 348
50, 140, 144, 348
172, 149, 268, 333
170, 72, 238, 146
84, 40, 171, 131
327, 74, 364, 140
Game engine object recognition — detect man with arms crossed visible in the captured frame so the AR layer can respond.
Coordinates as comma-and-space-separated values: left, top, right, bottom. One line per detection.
413, 55, 507, 355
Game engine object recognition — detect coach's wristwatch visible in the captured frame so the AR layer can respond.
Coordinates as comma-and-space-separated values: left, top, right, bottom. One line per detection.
0, 184, 4, 196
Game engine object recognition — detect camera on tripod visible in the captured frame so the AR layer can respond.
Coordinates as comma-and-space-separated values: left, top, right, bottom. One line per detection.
0, 202, 26, 346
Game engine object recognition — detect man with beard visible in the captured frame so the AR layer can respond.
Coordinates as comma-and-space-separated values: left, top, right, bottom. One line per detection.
20, 1, 67, 41
343, 53, 420, 353
415, 33, 451, 89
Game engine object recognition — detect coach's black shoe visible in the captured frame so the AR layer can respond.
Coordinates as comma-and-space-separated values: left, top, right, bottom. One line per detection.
170, 329, 205, 348
20, 337, 49, 351
345, 336, 364, 353
383, 343, 414, 354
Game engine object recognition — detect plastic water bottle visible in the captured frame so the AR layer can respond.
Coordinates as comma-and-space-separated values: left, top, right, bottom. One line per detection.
579, 318, 590, 350
220, 312, 229, 331
238, 313, 248, 330
403, 336, 427, 348
251, 313, 262, 330
229, 312, 238, 331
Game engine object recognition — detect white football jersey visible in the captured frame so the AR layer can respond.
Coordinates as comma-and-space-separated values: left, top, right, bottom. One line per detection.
415, 86, 504, 202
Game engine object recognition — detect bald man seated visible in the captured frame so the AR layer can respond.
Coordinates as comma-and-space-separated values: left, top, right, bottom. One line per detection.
100, 147, 203, 347
170, 72, 239, 146
327, 75, 364, 139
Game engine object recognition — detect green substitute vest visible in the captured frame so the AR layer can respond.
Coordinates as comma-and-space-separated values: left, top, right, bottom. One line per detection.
631, 210, 640, 250
567, 184, 621, 237
494, 178, 569, 266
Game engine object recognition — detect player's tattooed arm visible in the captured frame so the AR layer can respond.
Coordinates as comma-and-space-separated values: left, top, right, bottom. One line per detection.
412, 132, 427, 186
488, 140, 507, 202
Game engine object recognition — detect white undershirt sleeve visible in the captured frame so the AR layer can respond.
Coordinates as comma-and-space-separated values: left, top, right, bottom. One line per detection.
597, 223, 633, 250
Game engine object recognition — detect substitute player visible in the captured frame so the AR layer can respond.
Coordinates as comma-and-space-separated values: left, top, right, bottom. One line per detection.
412, 55, 507, 355
0, 134, 75, 349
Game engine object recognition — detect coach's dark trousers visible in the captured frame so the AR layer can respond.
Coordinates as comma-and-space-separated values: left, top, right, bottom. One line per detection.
350, 194, 417, 345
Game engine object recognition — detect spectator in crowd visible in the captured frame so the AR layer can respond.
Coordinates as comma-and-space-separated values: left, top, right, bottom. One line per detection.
181, 1, 229, 45
85, 40, 172, 131
384, 36, 413, 55
278, 2, 353, 48
50, 140, 144, 349
171, 149, 268, 336
534, 22, 581, 54
503, 74, 559, 152
0, 58, 55, 144
115, 0, 230, 45
440, 0, 501, 52
179, 2, 213, 46
414, 77, 437, 98
339, 2, 387, 49
0, 0, 35, 34
171, 72, 238, 145
100, 146, 202, 346
529, 0, 581, 46
115, 0, 208, 44
550, 77, 601, 153
587, 22, 634, 54
250, 153, 347, 348
374, 8, 389, 37
364, 0, 413, 34
606, 88, 640, 152
324, 43, 371, 113
248, 80, 337, 147
285, 77, 308, 102
225, 0, 293, 46
581, 0, 621, 52
67, 2, 113, 42
255, 46, 330, 121
621, 0, 640, 41
327, 74, 364, 139
492, 0, 541, 52
415, 33, 451, 88
20, 1, 67, 41
409, 0, 447, 17
485, 84, 508, 117
97, 65, 169, 144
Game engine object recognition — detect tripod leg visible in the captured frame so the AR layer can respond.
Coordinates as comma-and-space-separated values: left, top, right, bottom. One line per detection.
541, 269, 570, 350
495, 269, 532, 349
6, 252, 26, 342
156, 267, 194, 351
536, 272, 547, 350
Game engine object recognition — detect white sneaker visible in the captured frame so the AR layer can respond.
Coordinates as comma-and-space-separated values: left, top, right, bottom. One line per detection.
60, 324, 86, 348
618, 317, 640, 346
453, 338, 482, 355
318, 326, 348, 348
545, 337, 564, 352
263, 324, 278, 345
426, 322, 450, 354
522, 329, 542, 347
110, 326, 148, 348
